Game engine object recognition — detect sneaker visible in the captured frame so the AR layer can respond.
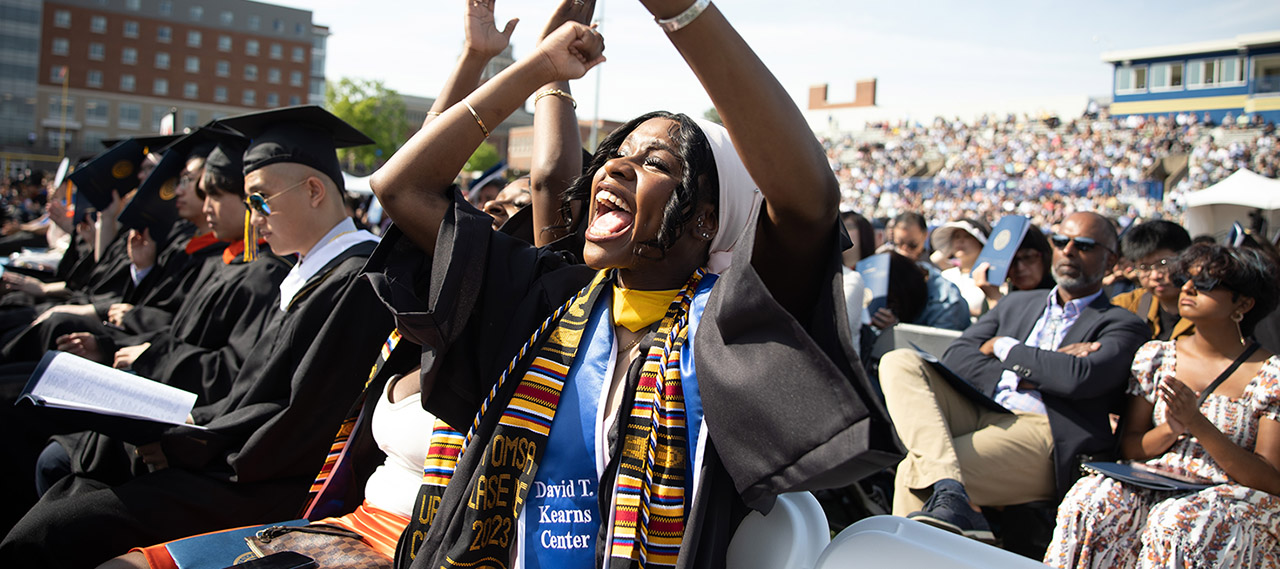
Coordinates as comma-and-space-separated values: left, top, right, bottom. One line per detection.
906, 480, 995, 543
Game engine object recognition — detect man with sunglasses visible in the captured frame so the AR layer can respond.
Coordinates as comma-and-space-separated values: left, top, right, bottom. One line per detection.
879, 212, 1148, 545
1111, 220, 1194, 342
2, 107, 396, 568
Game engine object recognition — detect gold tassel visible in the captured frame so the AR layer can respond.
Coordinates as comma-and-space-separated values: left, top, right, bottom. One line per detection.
243, 209, 259, 262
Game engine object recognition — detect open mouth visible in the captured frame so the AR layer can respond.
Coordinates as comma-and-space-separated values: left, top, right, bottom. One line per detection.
586, 188, 634, 241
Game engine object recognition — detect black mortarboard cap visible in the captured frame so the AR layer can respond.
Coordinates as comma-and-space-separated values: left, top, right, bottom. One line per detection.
203, 137, 251, 197
119, 125, 242, 247
215, 105, 373, 193
71, 134, 181, 210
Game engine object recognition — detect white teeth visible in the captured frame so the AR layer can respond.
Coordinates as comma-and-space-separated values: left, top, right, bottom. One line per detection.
594, 189, 631, 213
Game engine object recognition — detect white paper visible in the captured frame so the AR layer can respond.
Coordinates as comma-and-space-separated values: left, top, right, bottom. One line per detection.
25, 351, 200, 428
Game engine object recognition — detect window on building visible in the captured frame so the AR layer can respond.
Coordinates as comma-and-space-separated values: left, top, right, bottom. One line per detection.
91, 16, 106, 34
188, 31, 202, 47
86, 70, 102, 87
183, 109, 199, 128
85, 99, 109, 125
84, 130, 108, 149
121, 74, 136, 91
123, 20, 139, 38
1188, 57, 1246, 88
269, 44, 282, 59
245, 40, 259, 56
267, 68, 280, 84
214, 86, 228, 102
1150, 62, 1184, 91
1115, 66, 1147, 94
218, 36, 231, 51
186, 56, 199, 73
54, 10, 71, 27
220, 11, 233, 25
267, 92, 279, 107
49, 65, 67, 83
289, 95, 300, 106
273, 19, 284, 33
158, 26, 172, 43
126, 0, 141, 11
292, 46, 305, 62
122, 47, 137, 65
120, 103, 141, 128
244, 64, 258, 81
51, 38, 69, 56
151, 106, 169, 130
248, 15, 260, 30
48, 96, 74, 118
47, 130, 74, 150
289, 70, 302, 87
216, 60, 230, 77
159, 0, 172, 16
88, 43, 105, 61
154, 78, 168, 96
295, 23, 305, 36
184, 82, 198, 99
242, 89, 256, 106
310, 78, 325, 99
190, 6, 203, 21
156, 52, 170, 69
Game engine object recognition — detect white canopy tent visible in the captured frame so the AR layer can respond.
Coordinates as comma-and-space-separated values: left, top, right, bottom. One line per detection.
1182, 169, 1280, 241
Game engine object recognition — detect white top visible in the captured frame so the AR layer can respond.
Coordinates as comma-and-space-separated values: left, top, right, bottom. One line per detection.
277, 218, 379, 311
940, 266, 985, 321
363, 377, 436, 518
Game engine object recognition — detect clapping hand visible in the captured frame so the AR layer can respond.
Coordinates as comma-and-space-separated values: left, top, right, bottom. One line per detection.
540, 0, 597, 42
465, 0, 518, 59
1158, 377, 1203, 435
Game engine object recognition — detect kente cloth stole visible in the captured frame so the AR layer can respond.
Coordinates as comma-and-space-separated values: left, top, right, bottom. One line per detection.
299, 329, 402, 517
397, 268, 706, 569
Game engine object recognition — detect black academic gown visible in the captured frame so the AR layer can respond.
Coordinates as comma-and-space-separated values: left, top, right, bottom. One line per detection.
106, 221, 221, 333
365, 192, 898, 569
0, 238, 394, 569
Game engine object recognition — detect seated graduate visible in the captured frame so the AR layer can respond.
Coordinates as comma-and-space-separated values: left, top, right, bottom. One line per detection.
1111, 220, 1195, 342
878, 212, 1149, 543
0, 106, 395, 569
2, 128, 235, 363
368, 0, 895, 567
1046, 243, 1280, 568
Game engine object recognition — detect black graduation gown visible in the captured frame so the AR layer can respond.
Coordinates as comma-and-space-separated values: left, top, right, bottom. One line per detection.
0, 238, 395, 569
128, 246, 291, 404
364, 192, 899, 569
109, 222, 224, 333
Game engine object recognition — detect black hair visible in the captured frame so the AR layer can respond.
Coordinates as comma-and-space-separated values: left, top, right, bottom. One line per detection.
561, 111, 718, 257
200, 170, 243, 199
1016, 226, 1057, 290
1120, 220, 1192, 261
841, 210, 876, 261
885, 252, 928, 324
1174, 243, 1280, 336
893, 211, 927, 233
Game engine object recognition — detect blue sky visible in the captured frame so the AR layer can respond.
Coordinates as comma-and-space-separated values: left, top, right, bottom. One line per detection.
279, 0, 1280, 122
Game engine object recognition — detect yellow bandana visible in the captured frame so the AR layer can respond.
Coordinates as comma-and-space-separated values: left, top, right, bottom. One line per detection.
612, 285, 682, 332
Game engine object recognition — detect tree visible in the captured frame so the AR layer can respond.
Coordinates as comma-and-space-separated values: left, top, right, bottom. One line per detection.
325, 78, 409, 173
464, 141, 501, 174
703, 107, 722, 125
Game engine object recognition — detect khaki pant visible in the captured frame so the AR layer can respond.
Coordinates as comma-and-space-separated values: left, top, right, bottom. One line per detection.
879, 349, 1056, 516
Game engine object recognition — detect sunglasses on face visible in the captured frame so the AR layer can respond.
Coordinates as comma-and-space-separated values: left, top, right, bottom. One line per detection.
1050, 234, 1112, 254
245, 179, 307, 216
1169, 271, 1221, 292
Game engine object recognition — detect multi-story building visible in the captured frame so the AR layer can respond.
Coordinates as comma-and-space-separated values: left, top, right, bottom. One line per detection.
4, 0, 323, 172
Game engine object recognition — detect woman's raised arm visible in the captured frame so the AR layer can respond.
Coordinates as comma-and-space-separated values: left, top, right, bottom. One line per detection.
639, 0, 839, 313
371, 20, 604, 256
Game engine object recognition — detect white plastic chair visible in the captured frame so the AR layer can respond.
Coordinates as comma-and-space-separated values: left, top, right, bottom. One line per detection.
725, 492, 830, 569
814, 515, 1046, 568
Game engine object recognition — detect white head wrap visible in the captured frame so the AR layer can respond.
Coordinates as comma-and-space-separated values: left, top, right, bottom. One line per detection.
693, 119, 763, 274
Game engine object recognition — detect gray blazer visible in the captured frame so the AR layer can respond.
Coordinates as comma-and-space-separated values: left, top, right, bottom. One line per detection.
942, 289, 1149, 497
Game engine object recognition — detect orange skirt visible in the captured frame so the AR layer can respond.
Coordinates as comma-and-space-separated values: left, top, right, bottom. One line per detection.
138, 501, 410, 568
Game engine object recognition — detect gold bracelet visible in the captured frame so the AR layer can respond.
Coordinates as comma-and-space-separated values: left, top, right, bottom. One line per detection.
534, 89, 577, 109
426, 111, 443, 117
462, 100, 490, 138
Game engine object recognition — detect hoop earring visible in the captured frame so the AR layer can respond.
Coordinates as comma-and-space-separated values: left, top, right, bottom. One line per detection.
1232, 312, 1244, 323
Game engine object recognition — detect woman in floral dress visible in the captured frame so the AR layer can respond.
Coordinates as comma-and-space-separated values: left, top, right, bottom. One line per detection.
1045, 243, 1280, 568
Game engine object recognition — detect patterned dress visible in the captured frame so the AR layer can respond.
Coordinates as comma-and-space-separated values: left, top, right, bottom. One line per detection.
1044, 340, 1280, 569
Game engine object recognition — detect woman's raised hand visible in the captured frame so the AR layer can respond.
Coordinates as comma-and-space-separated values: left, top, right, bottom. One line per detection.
1158, 377, 1202, 435
540, 0, 596, 42
464, 0, 518, 59
534, 22, 605, 83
